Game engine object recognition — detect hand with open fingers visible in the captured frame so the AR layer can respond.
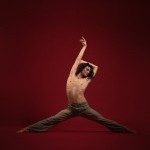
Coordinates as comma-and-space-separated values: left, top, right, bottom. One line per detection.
80, 36, 87, 47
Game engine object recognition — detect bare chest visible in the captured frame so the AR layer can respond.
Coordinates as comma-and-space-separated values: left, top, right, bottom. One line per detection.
66, 75, 90, 90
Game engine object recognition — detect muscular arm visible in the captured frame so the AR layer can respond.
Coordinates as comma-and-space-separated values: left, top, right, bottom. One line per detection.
81, 60, 98, 77
70, 37, 87, 75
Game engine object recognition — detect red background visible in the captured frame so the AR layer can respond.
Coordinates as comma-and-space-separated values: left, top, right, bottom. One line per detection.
0, 0, 150, 150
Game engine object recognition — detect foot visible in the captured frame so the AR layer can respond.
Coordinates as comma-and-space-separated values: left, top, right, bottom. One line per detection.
124, 129, 136, 134
111, 128, 136, 134
17, 127, 30, 133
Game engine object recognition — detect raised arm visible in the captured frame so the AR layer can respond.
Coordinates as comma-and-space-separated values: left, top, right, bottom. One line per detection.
81, 60, 98, 77
70, 37, 87, 75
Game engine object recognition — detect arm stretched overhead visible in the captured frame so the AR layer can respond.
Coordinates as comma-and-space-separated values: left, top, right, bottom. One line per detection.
70, 37, 87, 75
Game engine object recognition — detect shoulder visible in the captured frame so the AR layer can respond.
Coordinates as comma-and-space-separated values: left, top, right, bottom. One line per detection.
86, 78, 92, 83
67, 73, 76, 81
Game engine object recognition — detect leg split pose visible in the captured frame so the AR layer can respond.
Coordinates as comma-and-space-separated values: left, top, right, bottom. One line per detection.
17, 37, 135, 133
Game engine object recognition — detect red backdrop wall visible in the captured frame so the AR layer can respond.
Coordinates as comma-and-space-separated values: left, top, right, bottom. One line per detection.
0, 0, 149, 134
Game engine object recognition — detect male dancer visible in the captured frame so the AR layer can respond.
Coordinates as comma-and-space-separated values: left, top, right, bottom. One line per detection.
17, 37, 134, 133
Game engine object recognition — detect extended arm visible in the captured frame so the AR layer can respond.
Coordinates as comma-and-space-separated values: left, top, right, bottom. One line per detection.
81, 60, 98, 77
70, 37, 87, 75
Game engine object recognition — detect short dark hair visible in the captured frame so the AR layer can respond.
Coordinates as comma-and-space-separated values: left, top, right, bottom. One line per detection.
75, 63, 94, 79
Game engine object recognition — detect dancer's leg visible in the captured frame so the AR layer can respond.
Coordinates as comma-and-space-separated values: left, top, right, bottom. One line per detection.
17, 108, 75, 133
80, 107, 134, 133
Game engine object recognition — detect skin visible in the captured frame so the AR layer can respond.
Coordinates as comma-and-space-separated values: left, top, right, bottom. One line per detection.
66, 37, 98, 104
17, 37, 98, 133
17, 37, 135, 134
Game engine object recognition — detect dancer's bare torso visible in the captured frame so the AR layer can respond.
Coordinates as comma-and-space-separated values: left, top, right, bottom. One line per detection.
66, 73, 91, 104
65, 37, 98, 104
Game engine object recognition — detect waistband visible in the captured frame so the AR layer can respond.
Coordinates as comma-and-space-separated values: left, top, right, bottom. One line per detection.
68, 102, 89, 107
68, 102, 89, 112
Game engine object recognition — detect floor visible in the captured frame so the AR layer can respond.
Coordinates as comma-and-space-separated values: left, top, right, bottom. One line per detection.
1, 126, 150, 150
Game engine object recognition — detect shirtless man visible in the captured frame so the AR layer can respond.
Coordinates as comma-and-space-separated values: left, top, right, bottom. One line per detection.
17, 37, 134, 133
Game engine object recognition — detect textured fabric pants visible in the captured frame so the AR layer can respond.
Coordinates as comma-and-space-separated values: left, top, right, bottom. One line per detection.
26, 102, 130, 132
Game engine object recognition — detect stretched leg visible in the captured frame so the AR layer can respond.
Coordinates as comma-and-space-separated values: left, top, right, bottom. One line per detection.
17, 108, 75, 133
80, 107, 135, 133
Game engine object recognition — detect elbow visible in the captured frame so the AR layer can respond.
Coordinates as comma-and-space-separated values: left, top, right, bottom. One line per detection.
95, 66, 98, 70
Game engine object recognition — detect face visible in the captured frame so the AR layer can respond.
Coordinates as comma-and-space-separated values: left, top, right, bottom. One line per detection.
81, 66, 91, 77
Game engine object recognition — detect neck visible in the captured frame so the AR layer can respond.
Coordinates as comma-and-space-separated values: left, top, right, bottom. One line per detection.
77, 73, 86, 79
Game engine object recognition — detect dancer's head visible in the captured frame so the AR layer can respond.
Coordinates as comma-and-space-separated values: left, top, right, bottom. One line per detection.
75, 63, 94, 79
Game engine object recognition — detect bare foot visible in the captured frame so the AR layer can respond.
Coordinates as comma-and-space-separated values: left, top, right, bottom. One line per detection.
17, 127, 30, 133
111, 128, 136, 134
125, 129, 136, 134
